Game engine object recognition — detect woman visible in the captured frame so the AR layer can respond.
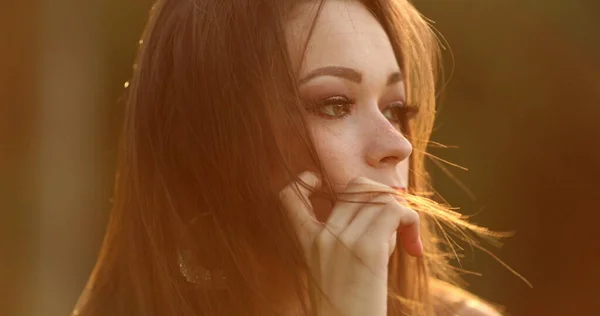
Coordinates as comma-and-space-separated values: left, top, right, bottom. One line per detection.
74, 0, 504, 315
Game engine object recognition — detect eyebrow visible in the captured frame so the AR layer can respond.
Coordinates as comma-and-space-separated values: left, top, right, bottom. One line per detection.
298, 66, 403, 86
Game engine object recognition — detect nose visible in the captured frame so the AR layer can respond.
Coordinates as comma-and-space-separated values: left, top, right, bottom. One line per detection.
364, 120, 413, 168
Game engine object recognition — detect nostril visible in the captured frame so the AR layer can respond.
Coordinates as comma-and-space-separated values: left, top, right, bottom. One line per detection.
380, 156, 400, 165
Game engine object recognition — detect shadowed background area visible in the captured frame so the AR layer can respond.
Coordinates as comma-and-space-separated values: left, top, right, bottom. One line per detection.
1, 0, 599, 315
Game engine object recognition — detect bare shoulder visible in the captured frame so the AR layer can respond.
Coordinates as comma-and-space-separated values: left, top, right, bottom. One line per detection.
430, 279, 504, 316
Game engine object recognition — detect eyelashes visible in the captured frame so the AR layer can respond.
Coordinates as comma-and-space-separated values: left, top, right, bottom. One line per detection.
304, 95, 356, 120
303, 95, 419, 133
385, 101, 419, 134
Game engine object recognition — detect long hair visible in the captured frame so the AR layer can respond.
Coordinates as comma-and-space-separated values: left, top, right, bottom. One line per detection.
74, 0, 501, 315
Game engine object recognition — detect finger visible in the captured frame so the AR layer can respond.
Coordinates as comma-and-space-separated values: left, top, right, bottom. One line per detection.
397, 209, 422, 257
279, 171, 322, 250
339, 193, 395, 246
388, 231, 397, 258
365, 204, 422, 257
338, 177, 397, 196
326, 177, 396, 236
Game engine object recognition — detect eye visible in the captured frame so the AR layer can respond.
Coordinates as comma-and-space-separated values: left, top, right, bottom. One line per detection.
306, 95, 355, 119
382, 101, 419, 134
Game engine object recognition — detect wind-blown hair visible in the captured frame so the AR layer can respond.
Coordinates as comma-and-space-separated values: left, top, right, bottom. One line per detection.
74, 0, 503, 315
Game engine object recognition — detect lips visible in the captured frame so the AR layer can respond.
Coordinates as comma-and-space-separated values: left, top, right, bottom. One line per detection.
390, 186, 408, 205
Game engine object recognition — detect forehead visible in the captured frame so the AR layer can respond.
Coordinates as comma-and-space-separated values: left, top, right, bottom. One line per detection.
285, 0, 400, 76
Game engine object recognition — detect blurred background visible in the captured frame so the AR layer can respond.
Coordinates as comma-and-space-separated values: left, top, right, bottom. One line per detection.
1, 0, 599, 315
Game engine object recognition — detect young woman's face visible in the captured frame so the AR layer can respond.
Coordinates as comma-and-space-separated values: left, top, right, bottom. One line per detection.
286, 0, 412, 197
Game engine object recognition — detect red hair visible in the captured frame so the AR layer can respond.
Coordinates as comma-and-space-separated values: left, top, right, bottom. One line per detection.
74, 1, 504, 315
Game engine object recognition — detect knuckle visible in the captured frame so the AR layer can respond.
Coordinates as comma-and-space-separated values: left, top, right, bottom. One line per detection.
402, 208, 420, 225
385, 203, 419, 225
278, 187, 289, 200
407, 208, 420, 221
381, 202, 399, 215
278, 182, 303, 201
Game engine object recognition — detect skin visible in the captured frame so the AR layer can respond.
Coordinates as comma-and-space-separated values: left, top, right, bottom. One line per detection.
276, 1, 498, 315
277, 1, 422, 315
72, 1, 498, 315
285, 0, 413, 222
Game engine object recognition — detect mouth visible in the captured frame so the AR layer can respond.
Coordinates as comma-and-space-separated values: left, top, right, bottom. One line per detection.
391, 186, 407, 192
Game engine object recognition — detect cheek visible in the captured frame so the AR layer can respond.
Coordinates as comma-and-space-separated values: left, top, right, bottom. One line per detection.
310, 125, 362, 190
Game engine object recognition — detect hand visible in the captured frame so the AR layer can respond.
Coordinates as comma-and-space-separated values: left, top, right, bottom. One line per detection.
279, 171, 423, 316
